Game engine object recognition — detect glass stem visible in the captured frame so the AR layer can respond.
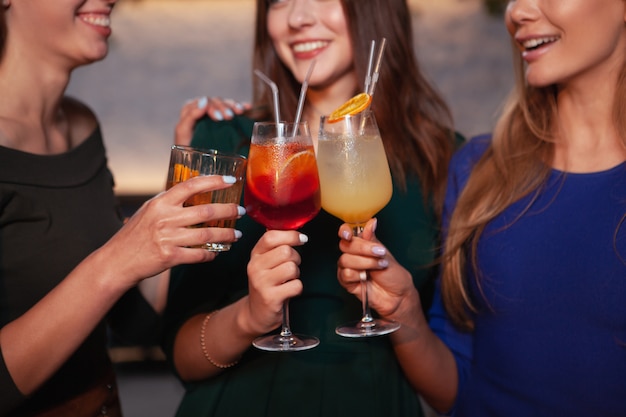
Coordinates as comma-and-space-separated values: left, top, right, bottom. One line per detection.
360, 271, 374, 324
353, 224, 375, 327
279, 300, 293, 338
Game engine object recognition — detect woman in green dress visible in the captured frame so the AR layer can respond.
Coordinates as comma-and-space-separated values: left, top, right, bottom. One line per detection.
162, 0, 459, 416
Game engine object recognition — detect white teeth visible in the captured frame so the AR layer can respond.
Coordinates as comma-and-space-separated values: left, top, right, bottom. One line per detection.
81, 15, 111, 28
523, 36, 558, 50
292, 41, 328, 53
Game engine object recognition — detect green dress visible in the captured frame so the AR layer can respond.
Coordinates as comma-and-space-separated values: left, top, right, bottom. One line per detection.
162, 115, 442, 417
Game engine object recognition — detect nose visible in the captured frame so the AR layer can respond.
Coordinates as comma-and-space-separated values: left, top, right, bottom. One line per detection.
505, 0, 539, 26
288, 0, 316, 29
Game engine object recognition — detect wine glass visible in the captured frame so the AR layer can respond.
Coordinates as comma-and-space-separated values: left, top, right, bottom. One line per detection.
244, 121, 322, 351
317, 110, 400, 337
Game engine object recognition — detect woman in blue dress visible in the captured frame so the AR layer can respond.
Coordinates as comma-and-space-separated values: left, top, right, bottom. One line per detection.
337, 0, 626, 415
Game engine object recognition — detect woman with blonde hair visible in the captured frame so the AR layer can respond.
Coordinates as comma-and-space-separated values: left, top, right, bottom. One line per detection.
337, 0, 626, 415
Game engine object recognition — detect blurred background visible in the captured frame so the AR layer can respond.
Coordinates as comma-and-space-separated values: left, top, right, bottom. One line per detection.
65, 0, 512, 415
67, 0, 513, 198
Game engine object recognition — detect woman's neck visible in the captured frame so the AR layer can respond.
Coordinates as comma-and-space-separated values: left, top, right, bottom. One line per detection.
551, 74, 625, 173
0, 51, 72, 154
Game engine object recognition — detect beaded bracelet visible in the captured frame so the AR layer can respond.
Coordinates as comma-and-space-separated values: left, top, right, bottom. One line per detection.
199, 310, 239, 369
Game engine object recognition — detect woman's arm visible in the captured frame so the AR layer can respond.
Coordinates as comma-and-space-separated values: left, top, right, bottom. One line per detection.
172, 230, 307, 381
336, 219, 459, 413
0, 175, 243, 395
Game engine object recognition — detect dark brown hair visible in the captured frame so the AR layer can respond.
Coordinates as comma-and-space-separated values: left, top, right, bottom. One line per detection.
252, 0, 455, 212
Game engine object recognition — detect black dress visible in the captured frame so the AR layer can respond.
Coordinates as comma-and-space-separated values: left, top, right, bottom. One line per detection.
0, 127, 154, 416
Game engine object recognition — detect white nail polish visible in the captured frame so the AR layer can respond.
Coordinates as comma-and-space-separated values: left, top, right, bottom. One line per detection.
222, 175, 236, 184
299, 233, 309, 243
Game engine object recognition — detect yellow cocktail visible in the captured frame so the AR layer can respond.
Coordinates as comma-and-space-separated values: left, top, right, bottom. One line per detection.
317, 132, 391, 227
317, 110, 399, 337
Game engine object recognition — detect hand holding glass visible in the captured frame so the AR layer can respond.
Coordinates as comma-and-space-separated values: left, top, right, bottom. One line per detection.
245, 121, 321, 351
317, 110, 400, 337
166, 145, 247, 252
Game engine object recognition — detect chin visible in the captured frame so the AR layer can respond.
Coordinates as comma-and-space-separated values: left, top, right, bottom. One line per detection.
86, 46, 110, 63
525, 70, 555, 89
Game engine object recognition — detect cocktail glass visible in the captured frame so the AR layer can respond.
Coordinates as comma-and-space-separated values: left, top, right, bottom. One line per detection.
245, 121, 321, 351
166, 145, 247, 251
317, 110, 400, 337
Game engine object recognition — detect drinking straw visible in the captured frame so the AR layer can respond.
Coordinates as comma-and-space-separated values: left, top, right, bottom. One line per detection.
293, 59, 316, 130
363, 40, 376, 96
254, 69, 281, 126
367, 37, 387, 97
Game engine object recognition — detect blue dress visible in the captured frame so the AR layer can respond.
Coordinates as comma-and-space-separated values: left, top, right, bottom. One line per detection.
430, 136, 626, 416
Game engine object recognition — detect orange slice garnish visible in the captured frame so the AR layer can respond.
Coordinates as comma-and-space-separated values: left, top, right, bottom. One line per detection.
278, 149, 317, 181
327, 92, 372, 123
173, 163, 199, 182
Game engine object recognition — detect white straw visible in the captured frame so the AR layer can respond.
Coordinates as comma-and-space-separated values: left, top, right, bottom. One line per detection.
254, 69, 281, 125
363, 40, 376, 96
293, 59, 316, 130
368, 37, 387, 97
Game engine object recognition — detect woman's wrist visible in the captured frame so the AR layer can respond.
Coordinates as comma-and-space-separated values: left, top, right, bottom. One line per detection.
80, 246, 135, 300
389, 287, 423, 325
200, 310, 240, 369
233, 297, 266, 340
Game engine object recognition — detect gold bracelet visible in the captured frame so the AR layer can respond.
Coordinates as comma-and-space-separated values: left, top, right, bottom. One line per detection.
199, 310, 239, 369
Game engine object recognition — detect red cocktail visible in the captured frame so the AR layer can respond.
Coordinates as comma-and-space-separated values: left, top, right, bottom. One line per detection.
244, 121, 321, 352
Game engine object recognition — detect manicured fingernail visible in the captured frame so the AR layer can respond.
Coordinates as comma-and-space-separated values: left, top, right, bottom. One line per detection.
234, 230, 243, 239
213, 110, 224, 121
225, 109, 234, 118
222, 175, 236, 184
378, 259, 389, 268
341, 230, 351, 240
235, 102, 244, 111
237, 206, 246, 216
197, 96, 208, 109
372, 218, 378, 233
372, 246, 386, 256
299, 233, 309, 243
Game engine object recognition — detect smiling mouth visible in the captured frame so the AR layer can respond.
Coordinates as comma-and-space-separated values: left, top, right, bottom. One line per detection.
292, 41, 329, 53
79, 14, 111, 28
522, 36, 559, 51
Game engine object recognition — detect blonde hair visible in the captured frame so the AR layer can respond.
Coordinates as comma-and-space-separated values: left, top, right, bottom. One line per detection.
441, 44, 626, 330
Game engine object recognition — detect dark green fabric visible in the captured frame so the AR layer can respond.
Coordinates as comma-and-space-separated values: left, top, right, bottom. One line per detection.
163, 115, 443, 417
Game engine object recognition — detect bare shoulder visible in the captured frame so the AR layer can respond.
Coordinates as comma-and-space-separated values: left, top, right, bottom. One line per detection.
62, 96, 100, 146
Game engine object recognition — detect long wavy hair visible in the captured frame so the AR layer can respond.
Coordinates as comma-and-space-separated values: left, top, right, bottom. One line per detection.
251, 0, 454, 211
441, 42, 626, 330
